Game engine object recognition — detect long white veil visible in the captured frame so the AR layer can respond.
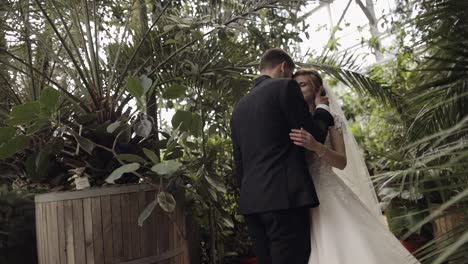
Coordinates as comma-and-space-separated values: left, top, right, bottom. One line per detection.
325, 86, 384, 223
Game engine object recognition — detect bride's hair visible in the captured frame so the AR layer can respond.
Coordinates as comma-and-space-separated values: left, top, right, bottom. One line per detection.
293, 68, 323, 92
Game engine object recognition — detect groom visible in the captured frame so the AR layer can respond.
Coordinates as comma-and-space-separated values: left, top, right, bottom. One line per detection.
230, 48, 334, 264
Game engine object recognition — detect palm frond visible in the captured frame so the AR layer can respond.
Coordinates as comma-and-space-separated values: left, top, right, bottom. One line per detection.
298, 57, 399, 107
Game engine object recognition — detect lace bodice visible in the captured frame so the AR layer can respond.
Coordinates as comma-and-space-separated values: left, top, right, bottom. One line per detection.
307, 113, 346, 170
306, 113, 353, 204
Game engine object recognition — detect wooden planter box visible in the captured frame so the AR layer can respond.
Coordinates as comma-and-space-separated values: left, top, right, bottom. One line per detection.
429, 203, 466, 263
429, 203, 466, 239
35, 184, 198, 264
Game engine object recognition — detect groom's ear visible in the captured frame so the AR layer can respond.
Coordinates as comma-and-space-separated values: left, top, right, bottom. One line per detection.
280, 62, 294, 78
280, 62, 286, 72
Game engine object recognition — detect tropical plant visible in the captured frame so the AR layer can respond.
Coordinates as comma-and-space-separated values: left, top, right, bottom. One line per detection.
309, 0, 468, 263
0, 0, 315, 263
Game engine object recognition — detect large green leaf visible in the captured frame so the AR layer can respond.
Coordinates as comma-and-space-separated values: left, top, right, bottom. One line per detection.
138, 199, 158, 227
208, 125, 218, 136
162, 84, 187, 99
105, 163, 140, 184
70, 131, 95, 155
115, 154, 146, 164
40, 87, 60, 116
205, 174, 227, 193
8, 102, 41, 126
163, 24, 176, 32
0, 127, 16, 144
0, 135, 30, 160
171, 110, 202, 137
27, 119, 50, 134
166, 124, 182, 151
151, 160, 182, 175
140, 74, 153, 93
25, 153, 39, 180
135, 119, 152, 138
157, 191, 176, 212
106, 121, 121, 134
126, 76, 144, 98
143, 148, 159, 164
171, 110, 192, 131
31, 144, 53, 180
190, 113, 202, 137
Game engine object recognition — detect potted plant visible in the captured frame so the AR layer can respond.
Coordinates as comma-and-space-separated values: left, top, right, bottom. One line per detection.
382, 189, 432, 253
0, 0, 205, 262
386, 205, 431, 253
222, 214, 256, 264
1, 0, 324, 263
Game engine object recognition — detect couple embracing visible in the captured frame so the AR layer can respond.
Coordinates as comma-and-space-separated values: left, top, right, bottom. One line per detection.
230, 49, 420, 264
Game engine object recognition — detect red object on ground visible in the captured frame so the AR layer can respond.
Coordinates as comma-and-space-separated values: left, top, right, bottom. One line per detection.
239, 257, 257, 264
400, 236, 428, 253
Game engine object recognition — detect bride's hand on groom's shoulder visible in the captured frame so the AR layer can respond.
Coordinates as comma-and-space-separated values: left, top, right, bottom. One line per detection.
289, 128, 322, 152
314, 87, 329, 106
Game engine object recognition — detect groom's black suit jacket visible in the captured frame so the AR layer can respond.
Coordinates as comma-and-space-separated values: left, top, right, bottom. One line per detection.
231, 75, 335, 215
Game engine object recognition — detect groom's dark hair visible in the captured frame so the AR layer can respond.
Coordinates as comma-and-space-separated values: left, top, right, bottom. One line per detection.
259, 48, 295, 71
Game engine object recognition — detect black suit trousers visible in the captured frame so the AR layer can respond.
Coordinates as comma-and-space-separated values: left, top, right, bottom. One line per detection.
244, 208, 311, 264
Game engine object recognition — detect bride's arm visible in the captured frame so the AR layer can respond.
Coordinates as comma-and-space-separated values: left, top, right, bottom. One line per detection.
289, 127, 347, 170
327, 127, 347, 169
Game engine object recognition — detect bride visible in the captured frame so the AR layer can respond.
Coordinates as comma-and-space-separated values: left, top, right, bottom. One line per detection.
290, 69, 421, 264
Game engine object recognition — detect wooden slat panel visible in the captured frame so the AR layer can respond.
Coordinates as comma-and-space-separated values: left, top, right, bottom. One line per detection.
145, 191, 157, 257
45, 204, 53, 263
101, 195, 114, 264
91, 197, 104, 263
179, 206, 186, 264
111, 194, 123, 263
159, 207, 170, 264
35, 203, 45, 264
35, 184, 188, 264
170, 209, 176, 264
35, 202, 42, 264
181, 206, 187, 264
183, 208, 190, 264
187, 211, 202, 264
48, 201, 60, 264
176, 206, 186, 264
182, 207, 189, 264
173, 207, 179, 264
35, 184, 155, 203
154, 206, 161, 256
72, 199, 86, 264
120, 193, 132, 260
43, 203, 51, 264
152, 193, 160, 258
57, 201, 67, 264
64, 200, 76, 264
171, 209, 177, 264
138, 190, 149, 257
129, 192, 141, 259
83, 198, 95, 264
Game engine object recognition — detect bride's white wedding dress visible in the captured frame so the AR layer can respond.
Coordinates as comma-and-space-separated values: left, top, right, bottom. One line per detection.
306, 114, 420, 264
